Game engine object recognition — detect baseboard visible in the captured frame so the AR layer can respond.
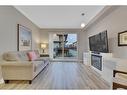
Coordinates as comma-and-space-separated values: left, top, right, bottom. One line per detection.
78, 60, 83, 63
51, 59, 83, 63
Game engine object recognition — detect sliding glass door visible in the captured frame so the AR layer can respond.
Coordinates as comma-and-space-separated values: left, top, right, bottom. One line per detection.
53, 34, 63, 58
64, 34, 77, 58
53, 33, 78, 59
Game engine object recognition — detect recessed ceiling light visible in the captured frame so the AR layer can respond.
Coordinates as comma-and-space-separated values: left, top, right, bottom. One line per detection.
81, 13, 85, 16
81, 23, 85, 28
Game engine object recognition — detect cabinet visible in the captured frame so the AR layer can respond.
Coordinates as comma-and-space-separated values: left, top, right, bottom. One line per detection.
83, 52, 114, 84
40, 54, 49, 57
83, 52, 91, 66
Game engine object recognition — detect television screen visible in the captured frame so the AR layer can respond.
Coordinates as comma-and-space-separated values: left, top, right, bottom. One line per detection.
89, 31, 109, 53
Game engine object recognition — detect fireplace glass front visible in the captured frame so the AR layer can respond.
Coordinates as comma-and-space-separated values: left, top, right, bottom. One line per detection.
91, 54, 102, 71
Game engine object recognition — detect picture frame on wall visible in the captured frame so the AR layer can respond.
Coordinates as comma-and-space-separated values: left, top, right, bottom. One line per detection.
17, 24, 32, 51
118, 31, 127, 46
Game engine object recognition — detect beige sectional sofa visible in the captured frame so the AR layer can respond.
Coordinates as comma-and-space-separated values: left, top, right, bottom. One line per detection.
0, 50, 50, 84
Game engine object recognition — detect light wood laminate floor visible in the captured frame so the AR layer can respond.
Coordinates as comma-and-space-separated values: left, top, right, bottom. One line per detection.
0, 62, 110, 89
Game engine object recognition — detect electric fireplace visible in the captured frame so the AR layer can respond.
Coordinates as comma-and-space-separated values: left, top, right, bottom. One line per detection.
91, 54, 102, 71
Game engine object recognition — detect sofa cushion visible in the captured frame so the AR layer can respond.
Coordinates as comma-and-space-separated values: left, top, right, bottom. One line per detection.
3, 51, 29, 61
3, 51, 21, 61
27, 51, 37, 61
113, 77, 127, 86
34, 57, 45, 61
32, 61, 44, 72
116, 73, 127, 81
34, 50, 40, 58
18, 51, 29, 61
34, 57, 50, 62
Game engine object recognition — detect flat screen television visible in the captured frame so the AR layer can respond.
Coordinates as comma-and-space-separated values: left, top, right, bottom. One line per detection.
89, 30, 109, 53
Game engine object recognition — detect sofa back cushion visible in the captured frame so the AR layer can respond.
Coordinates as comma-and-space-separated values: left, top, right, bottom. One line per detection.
3, 51, 29, 61
18, 51, 29, 61
3, 51, 21, 61
27, 51, 37, 61
34, 50, 40, 58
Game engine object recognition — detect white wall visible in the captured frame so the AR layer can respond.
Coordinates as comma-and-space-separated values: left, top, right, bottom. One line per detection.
0, 6, 40, 55
85, 6, 127, 59
39, 29, 86, 61
39, 29, 49, 54
0, 6, 86, 61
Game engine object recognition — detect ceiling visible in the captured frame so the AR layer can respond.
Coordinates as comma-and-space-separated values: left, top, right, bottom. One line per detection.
15, 6, 105, 29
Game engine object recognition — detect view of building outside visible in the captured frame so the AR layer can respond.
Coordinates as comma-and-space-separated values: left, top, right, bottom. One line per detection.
53, 33, 77, 59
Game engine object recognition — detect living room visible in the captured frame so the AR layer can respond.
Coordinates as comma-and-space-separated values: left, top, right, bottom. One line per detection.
0, 2, 127, 93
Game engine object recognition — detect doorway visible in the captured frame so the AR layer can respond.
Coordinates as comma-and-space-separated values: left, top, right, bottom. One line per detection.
52, 33, 78, 60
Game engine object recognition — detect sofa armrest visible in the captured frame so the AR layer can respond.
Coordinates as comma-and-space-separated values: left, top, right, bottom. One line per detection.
113, 70, 127, 77
0, 61, 34, 80
0, 61, 33, 66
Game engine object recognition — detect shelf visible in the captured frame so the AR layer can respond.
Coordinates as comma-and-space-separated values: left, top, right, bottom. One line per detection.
40, 54, 49, 57
53, 41, 68, 43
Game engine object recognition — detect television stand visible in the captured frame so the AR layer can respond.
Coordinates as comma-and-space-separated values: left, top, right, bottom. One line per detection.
91, 51, 100, 54
83, 52, 113, 84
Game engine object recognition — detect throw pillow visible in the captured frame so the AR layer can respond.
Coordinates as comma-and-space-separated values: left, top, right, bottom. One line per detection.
27, 51, 37, 61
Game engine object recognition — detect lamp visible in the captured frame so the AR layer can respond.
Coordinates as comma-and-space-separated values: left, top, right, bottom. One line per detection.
40, 43, 47, 53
